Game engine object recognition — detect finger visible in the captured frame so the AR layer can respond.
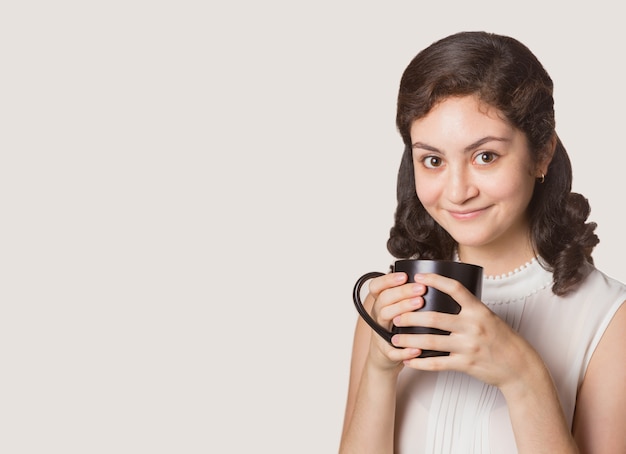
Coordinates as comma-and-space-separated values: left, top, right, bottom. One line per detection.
367, 272, 408, 297
393, 331, 456, 354
414, 273, 477, 308
403, 352, 453, 371
369, 274, 427, 313
393, 309, 459, 334
387, 345, 423, 362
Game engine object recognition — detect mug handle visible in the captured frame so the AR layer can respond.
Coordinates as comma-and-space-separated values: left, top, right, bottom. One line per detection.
352, 271, 394, 344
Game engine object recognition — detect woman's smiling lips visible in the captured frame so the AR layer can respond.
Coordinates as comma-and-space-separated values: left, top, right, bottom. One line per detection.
447, 207, 488, 220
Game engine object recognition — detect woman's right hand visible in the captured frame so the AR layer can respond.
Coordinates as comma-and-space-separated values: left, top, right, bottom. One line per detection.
363, 271, 427, 371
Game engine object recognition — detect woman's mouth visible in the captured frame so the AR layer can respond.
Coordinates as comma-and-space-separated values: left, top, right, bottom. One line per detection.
448, 208, 486, 220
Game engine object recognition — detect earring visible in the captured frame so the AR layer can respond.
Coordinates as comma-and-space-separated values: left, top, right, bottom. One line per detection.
537, 173, 545, 184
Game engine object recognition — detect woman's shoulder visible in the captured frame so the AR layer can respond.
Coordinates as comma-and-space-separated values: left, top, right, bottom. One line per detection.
576, 263, 626, 300
564, 263, 626, 332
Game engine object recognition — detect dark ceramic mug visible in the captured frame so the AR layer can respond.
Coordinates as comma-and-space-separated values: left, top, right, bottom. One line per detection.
352, 259, 483, 357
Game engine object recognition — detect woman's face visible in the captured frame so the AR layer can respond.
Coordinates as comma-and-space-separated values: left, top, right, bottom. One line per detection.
410, 95, 539, 258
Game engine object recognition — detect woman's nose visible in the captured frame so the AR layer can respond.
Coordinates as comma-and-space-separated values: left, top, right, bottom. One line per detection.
445, 167, 478, 204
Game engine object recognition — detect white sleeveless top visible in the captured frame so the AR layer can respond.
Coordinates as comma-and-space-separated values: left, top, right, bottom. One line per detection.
394, 258, 626, 453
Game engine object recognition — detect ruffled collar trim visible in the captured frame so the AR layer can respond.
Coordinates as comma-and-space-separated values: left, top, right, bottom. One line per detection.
453, 252, 554, 304
481, 257, 553, 305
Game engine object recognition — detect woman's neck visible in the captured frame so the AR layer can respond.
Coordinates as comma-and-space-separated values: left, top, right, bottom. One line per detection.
457, 243, 537, 277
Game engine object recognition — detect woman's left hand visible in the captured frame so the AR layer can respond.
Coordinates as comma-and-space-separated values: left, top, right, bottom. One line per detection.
391, 272, 540, 390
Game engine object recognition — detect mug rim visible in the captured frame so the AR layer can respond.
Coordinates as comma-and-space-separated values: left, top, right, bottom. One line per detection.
394, 259, 483, 271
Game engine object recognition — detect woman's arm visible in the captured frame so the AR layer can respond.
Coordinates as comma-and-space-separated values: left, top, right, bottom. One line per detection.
498, 342, 579, 453
339, 309, 398, 454
572, 301, 626, 453
340, 273, 425, 453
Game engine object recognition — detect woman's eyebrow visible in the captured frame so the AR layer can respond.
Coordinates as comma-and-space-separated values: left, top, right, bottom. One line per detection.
411, 142, 439, 152
464, 136, 510, 152
411, 136, 511, 152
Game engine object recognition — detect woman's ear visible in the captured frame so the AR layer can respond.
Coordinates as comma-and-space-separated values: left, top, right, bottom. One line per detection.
537, 134, 557, 177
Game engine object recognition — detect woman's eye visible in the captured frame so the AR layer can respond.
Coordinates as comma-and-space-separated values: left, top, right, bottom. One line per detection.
475, 152, 496, 165
423, 156, 443, 169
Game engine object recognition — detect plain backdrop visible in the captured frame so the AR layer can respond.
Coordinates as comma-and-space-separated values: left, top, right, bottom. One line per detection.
2, 1, 625, 453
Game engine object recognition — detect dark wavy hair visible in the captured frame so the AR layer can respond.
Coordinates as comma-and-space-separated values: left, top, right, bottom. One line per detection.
388, 31, 598, 295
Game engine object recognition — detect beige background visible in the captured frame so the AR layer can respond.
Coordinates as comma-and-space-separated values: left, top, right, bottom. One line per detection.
2, 1, 624, 452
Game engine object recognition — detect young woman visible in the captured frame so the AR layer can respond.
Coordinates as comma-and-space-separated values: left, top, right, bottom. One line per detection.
340, 31, 626, 453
